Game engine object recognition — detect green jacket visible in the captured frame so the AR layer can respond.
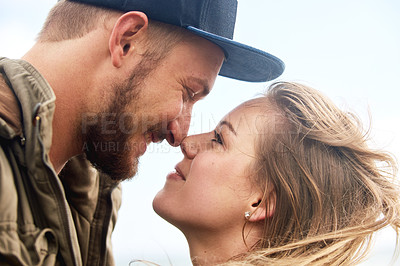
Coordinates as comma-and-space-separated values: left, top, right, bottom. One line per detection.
0, 57, 122, 266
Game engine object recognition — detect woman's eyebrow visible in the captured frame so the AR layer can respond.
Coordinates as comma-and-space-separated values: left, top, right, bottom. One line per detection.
219, 120, 237, 136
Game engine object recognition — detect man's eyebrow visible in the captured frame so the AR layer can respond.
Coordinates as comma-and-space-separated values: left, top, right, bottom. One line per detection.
186, 77, 210, 97
219, 120, 237, 136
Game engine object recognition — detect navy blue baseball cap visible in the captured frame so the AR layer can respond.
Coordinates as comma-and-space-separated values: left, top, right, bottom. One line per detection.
69, 0, 285, 82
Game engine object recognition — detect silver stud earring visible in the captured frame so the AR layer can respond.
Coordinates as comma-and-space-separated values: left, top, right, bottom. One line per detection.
244, 211, 251, 220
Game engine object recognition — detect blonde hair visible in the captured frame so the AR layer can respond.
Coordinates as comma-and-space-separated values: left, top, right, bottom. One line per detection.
226, 82, 400, 265
38, 0, 187, 61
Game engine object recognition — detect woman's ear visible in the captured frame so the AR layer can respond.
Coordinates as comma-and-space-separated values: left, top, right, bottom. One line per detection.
109, 11, 149, 68
247, 187, 276, 222
248, 200, 265, 222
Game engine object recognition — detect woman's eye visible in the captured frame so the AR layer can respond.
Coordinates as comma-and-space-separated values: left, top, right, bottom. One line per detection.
211, 130, 223, 145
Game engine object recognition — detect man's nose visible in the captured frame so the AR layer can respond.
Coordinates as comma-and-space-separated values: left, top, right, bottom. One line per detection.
165, 110, 192, 147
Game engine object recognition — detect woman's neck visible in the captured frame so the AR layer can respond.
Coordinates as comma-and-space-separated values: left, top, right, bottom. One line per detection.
184, 226, 262, 266
188, 237, 243, 265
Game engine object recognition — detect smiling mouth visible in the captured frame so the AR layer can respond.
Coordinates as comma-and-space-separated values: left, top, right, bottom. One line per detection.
145, 131, 165, 144
175, 166, 186, 181
151, 128, 168, 143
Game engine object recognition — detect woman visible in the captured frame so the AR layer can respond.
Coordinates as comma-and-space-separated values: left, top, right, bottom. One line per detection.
152, 82, 400, 265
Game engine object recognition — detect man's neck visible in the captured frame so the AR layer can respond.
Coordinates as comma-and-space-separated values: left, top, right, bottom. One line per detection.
22, 42, 90, 173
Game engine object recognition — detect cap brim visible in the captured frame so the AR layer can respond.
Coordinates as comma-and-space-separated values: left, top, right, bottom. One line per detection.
186, 26, 285, 82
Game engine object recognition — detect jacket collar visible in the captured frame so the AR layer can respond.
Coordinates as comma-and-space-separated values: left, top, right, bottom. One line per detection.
0, 75, 22, 138
0, 57, 56, 164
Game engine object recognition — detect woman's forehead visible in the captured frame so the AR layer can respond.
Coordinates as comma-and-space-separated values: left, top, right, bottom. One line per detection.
221, 102, 266, 134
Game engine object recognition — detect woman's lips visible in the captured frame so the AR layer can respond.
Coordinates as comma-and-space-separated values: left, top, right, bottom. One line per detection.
175, 166, 186, 180
166, 165, 186, 181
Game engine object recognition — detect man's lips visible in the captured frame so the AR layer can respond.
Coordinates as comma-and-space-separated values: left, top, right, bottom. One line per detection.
146, 131, 165, 144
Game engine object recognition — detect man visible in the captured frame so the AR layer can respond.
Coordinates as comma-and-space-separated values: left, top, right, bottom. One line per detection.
0, 0, 284, 265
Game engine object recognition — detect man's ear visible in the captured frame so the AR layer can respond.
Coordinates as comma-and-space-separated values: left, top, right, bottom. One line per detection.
109, 11, 149, 68
248, 188, 276, 222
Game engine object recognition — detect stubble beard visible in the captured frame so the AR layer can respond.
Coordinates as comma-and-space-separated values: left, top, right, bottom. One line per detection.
83, 68, 147, 181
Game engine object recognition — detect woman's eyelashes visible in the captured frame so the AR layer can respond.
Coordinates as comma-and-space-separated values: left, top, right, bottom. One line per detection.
211, 130, 223, 145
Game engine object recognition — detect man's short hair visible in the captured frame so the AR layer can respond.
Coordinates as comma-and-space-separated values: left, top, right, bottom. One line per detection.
38, 0, 187, 60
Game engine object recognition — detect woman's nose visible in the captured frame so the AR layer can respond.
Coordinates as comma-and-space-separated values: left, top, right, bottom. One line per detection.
180, 135, 198, 159
180, 133, 211, 159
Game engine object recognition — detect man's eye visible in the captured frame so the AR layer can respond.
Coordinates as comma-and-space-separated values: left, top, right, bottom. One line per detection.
184, 86, 196, 100
211, 130, 223, 145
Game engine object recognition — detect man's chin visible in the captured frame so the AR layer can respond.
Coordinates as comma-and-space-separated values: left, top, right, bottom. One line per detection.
108, 160, 139, 181
86, 151, 139, 182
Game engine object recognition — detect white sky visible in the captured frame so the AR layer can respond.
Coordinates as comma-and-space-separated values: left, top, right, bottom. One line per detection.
1, 1, 399, 265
